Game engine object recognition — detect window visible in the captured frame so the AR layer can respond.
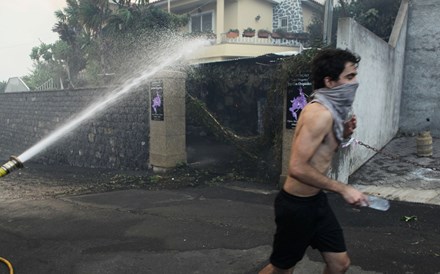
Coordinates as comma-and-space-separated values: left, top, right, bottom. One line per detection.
191, 11, 213, 33
280, 17, 288, 30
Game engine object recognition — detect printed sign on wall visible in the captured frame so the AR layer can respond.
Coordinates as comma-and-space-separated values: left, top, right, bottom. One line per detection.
150, 80, 164, 121
286, 73, 312, 129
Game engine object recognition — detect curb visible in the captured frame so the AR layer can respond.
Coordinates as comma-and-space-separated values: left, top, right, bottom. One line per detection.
353, 184, 440, 206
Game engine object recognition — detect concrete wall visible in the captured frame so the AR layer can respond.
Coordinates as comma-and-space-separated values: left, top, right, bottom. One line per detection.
149, 71, 187, 170
238, 0, 273, 32
399, 0, 440, 137
0, 88, 150, 170
331, 0, 409, 182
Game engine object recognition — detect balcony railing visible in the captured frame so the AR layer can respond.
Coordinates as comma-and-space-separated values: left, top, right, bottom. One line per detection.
187, 32, 308, 48
219, 33, 304, 47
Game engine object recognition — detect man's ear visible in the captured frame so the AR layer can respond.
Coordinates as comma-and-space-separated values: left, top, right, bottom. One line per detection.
323, 76, 334, 88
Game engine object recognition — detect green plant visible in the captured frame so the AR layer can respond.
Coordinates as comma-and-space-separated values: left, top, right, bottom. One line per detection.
175, 161, 188, 168
307, 15, 324, 47
242, 27, 255, 37
257, 29, 270, 38
331, 0, 401, 44
226, 28, 240, 38
149, 175, 163, 184
0, 81, 6, 93
273, 28, 286, 36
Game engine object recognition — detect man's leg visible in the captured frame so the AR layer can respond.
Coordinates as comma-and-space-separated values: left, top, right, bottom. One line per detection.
262, 190, 315, 274
321, 251, 350, 274
259, 263, 294, 274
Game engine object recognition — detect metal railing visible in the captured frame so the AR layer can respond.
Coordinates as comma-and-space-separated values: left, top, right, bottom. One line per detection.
219, 33, 304, 47
35, 78, 59, 91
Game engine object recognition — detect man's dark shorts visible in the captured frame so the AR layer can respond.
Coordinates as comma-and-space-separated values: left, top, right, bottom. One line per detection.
269, 189, 346, 269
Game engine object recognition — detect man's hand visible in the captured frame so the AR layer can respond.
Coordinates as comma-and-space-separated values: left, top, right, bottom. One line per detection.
343, 115, 357, 138
340, 184, 368, 206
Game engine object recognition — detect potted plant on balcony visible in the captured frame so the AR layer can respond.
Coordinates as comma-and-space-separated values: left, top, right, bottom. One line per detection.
271, 28, 285, 39
284, 32, 296, 40
242, 27, 255, 37
257, 29, 271, 38
296, 32, 310, 42
226, 29, 239, 38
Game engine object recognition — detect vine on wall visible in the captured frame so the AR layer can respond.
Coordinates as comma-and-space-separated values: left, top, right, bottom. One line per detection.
185, 49, 318, 181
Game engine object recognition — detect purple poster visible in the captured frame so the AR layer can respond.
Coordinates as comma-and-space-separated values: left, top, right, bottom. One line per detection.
150, 80, 164, 121
286, 74, 312, 129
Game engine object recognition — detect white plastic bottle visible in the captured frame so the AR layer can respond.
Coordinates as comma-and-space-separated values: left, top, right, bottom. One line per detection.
364, 195, 390, 211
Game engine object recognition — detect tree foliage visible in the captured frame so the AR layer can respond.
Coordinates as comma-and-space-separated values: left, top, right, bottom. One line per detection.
308, 0, 401, 47
0, 81, 6, 93
335, 0, 401, 41
25, 0, 189, 89
26, 42, 69, 90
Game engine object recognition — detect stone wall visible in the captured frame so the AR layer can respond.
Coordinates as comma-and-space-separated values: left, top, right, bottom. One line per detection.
399, 0, 440, 137
273, 0, 304, 32
0, 88, 150, 170
0, 58, 281, 172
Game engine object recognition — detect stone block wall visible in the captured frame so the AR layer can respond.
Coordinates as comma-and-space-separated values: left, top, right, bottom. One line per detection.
273, 0, 304, 32
400, 0, 440, 137
0, 88, 150, 170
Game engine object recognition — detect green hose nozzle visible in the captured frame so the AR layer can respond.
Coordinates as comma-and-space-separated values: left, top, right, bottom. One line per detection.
0, 156, 24, 178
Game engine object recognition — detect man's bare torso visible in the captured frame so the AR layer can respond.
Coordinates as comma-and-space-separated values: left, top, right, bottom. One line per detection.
283, 103, 339, 197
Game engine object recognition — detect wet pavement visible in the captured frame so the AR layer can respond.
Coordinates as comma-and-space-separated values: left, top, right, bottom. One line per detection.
0, 136, 439, 274
350, 135, 440, 206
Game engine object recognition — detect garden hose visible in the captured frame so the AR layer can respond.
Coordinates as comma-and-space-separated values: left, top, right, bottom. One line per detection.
0, 257, 13, 274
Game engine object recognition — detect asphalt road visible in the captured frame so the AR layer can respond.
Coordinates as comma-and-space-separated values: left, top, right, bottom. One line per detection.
0, 165, 439, 274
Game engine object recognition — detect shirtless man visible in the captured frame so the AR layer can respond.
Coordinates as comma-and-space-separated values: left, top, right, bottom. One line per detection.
259, 48, 368, 274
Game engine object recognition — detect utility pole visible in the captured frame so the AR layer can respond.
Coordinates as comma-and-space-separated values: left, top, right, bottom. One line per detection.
168, 0, 170, 13
323, 0, 333, 45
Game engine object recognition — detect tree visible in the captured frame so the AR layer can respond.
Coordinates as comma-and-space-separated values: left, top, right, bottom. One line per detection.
25, 42, 68, 90
335, 0, 401, 41
307, 0, 401, 46
27, 0, 189, 88
0, 81, 6, 93
78, 0, 113, 75
307, 15, 324, 48
52, 0, 88, 87
98, 3, 189, 79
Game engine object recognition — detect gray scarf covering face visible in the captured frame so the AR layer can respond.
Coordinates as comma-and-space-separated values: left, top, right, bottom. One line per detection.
310, 82, 359, 143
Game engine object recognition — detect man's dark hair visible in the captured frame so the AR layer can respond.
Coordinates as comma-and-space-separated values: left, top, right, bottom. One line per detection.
311, 48, 361, 90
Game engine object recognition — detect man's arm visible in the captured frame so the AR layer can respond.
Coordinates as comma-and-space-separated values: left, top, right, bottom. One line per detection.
288, 105, 366, 205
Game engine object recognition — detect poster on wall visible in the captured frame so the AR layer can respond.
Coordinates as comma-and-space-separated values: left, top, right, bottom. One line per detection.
150, 80, 164, 121
286, 73, 312, 129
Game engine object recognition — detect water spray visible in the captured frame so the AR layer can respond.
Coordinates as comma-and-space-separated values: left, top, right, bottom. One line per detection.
0, 156, 24, 178
14, 38, 208, 164
0, 37, 208, 173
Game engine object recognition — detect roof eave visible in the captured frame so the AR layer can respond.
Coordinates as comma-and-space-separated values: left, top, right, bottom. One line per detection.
301, 0, 324, 11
